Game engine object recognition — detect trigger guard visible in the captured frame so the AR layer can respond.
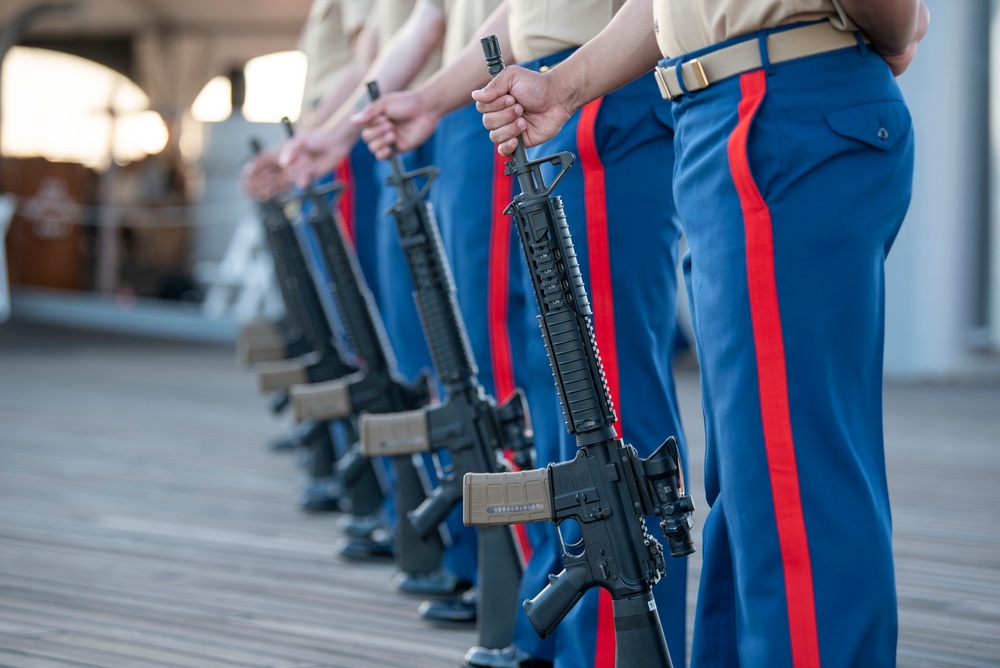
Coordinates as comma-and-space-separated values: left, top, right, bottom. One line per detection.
555, 518, 586, 559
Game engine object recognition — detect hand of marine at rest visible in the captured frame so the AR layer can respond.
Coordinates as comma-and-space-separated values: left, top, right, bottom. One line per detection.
352, 90, 441, 159
879, 2, 930, 77
472, 65, 573, 157
279, 128, 352, 189
241, 147, 289, 202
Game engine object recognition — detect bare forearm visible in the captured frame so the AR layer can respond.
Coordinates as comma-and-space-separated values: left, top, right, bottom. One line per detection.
319, 1, 446, 137
550, 0, 661, 115
306, 28, 378, 128
840, 0, 921, 56
419, 2, 510, 118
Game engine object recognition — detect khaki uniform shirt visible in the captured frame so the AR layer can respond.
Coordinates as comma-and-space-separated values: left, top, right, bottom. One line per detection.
652, 0, 857, 57
370, 0, 442, 86
300, 0, 372, 112
372, 0, 415, 47
441, 0, 504, 66
508, 0, 625, 64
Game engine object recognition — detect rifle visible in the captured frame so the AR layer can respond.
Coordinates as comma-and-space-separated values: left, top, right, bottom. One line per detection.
249, 140, 356, 395
248, 139, 361, 493
280, 119, 446, 582
358, 82, 534, 664
239, 143, 312, 368
462, 37, 695, 668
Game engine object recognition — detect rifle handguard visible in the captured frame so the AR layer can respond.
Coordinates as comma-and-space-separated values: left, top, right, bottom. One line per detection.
290, 377, 354, 421
256, 355, 315, 393
463, 469, 553, 526
359, 408, 430, 456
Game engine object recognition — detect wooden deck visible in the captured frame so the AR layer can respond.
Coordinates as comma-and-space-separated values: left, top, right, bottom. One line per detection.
0, 321, 998, 667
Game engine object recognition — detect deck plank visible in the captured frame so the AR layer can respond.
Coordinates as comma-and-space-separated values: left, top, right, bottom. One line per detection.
1, 322, 999, 667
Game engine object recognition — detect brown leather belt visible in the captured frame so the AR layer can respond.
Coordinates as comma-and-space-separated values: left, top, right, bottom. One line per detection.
654, 21, 869, 100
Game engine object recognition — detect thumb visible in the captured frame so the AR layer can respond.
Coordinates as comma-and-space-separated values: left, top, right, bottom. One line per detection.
277, 139, 298, 168
471, 72, 510, 104
351, 98, 385, 127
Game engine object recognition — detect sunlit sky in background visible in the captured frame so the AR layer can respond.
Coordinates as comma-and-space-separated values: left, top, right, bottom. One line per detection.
1, 47, 306, 170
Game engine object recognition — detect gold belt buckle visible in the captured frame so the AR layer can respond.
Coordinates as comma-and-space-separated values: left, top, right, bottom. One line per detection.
655, 58, 709, 100
687, 58, 709, 92
654, 66, 673, 100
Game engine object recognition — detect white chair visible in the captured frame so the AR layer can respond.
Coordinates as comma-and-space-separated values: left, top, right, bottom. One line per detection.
197, 214, 282, 323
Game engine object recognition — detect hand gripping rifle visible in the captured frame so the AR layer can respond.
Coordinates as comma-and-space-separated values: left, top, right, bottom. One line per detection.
358, 82, 534, 665
280, 119, 445, 580
250, 139, 384, 516
462, 37, 696, 668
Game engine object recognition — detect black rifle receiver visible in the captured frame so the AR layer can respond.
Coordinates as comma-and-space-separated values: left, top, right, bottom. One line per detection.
359, 82, 534, 662
462, 37, 695, 668
279, 119, 444, 579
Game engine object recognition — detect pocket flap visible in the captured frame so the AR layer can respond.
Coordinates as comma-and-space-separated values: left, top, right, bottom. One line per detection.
824, 100, 911, 150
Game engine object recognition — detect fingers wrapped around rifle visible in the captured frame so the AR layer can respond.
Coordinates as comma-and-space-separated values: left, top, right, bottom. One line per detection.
358, 117, 397, 160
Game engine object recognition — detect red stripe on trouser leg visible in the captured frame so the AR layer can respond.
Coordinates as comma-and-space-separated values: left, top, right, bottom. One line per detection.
726, 68, 821, 668
335, 159, 355, 246
487, 149, 531, 562
578, 96, 618, 668
489, 150, 516, 404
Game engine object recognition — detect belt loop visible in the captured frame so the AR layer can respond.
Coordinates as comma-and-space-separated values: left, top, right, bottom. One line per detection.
853, 32, 869, 56
757, 33, 773, 74
674, 60, 690, 96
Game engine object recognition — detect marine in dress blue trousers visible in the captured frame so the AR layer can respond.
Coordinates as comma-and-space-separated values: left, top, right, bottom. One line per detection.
662, 24, 913, 667
431, 100, 560, 663
374, 136, 479, 586
519, 50, 690, 668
